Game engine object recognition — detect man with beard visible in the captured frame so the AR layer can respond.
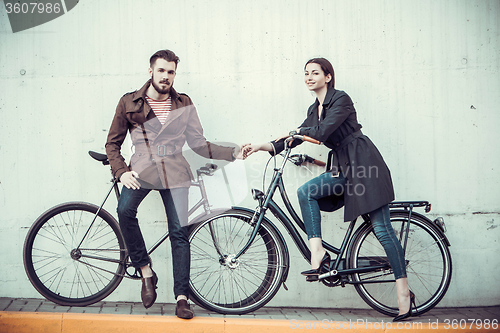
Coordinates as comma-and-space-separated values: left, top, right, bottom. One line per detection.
105, 49, 245, 319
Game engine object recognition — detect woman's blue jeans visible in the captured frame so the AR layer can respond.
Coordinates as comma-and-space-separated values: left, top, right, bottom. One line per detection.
117, 186, 190, 299
297, 172, 407, 280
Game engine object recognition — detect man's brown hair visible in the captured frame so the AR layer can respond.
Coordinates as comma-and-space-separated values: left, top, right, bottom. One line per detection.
150, 50, 180, 69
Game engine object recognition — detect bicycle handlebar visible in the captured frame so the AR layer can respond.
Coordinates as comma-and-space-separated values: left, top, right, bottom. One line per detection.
280, 135, 325, 167
303, 154, 326, 167
294, 135, 321, 145
197, 163, 218, 176
287, 154, 326, 167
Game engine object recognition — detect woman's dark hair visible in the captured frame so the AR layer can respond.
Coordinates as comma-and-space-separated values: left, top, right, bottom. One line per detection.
305, 58, 335, 88
149, 50, 180, 69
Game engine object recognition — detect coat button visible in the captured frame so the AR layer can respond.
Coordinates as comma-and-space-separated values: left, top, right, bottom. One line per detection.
336, 143, 340, 146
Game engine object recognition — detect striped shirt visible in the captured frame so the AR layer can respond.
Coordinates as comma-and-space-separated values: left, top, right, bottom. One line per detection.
145, 95, 172, 125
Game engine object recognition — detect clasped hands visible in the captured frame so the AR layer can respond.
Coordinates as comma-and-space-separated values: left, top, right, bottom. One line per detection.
242, 129, 301, 159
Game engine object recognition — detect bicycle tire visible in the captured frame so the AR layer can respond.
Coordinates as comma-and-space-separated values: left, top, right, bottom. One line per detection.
188, 209, 287, 314
23, 202, 126, 306
347, 211, 452, 316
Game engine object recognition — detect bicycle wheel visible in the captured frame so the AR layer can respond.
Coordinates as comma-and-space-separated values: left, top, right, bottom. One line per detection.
348, 211, 452, 316
188, 209, 287, 314
23, 202, 126, 306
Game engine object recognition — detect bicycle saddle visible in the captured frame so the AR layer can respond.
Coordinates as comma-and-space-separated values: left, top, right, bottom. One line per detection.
88, 151, 109, 165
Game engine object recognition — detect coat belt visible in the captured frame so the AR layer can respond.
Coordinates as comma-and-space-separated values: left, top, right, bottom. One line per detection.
326, 130, 363, 171
134, 145, 178, 158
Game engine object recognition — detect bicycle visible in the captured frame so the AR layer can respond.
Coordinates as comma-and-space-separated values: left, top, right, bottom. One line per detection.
23, 150, 233, 307
24, 137, 452, 317
187, 134, 452, 316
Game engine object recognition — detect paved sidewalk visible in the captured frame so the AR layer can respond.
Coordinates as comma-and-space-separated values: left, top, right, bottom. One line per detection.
1, 297, 499, 332
2, 297, 500, 321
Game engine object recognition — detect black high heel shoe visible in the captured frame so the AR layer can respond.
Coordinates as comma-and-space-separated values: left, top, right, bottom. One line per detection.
393, 291, 417, 322
301, 252, 331, 281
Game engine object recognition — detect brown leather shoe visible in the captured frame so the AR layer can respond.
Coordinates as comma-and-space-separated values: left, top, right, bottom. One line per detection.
175, 299, 194, 319
141, 271, 158, 308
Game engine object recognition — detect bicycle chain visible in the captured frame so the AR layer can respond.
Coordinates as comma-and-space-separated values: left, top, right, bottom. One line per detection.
321, 275, 341, 287
74, 249, 143, 280
78, 248, 126, 252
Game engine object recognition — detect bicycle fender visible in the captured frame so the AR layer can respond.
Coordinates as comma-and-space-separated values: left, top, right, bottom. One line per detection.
231, 206, 291, 285
349, 210, 451, 250
391, 210, 451, 247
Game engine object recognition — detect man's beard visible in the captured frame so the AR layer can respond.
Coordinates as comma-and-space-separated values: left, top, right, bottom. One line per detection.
152, 79, 171, 95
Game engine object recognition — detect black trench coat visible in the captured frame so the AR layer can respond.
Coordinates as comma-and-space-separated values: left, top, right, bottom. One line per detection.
272, 88, 394, 222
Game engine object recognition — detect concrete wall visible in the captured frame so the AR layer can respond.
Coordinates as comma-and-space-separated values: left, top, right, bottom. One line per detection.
1, 0, 499, 308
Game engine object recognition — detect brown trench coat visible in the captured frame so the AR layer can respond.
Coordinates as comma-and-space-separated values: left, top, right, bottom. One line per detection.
105, 80, 236, 189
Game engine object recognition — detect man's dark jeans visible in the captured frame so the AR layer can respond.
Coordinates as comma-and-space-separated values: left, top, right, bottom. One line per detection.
117, 186, 190, 299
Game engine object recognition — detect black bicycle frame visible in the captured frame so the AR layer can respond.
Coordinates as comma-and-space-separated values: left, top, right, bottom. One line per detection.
234, 148, 346, 260
233, 146, 394, 282
74, 167, 217, 276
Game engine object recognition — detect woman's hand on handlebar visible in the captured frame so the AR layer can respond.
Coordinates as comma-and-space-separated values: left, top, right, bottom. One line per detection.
274, 131, 296, 142
275, 129, 301, 145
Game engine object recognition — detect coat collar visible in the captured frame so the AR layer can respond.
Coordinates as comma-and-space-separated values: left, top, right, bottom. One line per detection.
323, 88, 337, 106
131, 80, 191, 139
131, 79, 181, 102
308, 88, 337, 116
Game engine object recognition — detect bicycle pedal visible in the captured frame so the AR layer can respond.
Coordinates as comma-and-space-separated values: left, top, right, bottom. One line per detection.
306, 275, 319, 282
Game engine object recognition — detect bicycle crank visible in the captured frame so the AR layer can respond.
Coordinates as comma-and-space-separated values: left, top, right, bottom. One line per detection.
318, 269, 341, 287
318, 269, 338, 280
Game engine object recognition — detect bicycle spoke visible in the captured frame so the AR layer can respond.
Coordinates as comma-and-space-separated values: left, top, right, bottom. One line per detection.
189, 211, 285, 314
350, 212, 451, 316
